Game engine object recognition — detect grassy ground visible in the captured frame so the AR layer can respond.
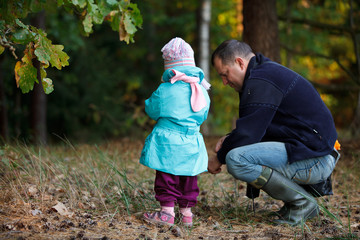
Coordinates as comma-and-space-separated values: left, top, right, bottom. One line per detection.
0, 137, 359, 240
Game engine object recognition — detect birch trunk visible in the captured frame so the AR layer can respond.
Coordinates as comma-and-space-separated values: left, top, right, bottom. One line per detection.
198, 0, 211, 136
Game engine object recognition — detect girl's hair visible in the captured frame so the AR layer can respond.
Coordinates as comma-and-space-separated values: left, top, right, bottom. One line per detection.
211, 40, 253, 66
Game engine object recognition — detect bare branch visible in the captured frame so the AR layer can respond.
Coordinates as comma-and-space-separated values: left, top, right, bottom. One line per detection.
0, 37, 18, 59
278, 16, 360, 35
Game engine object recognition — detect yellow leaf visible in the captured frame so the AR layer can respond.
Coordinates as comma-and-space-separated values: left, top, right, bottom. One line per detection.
119, 16, 130, 43
14, 44, 38, 93
15, 61, 22, 87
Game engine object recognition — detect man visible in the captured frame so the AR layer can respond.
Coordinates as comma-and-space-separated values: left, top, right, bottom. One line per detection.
208, 39, 340, 225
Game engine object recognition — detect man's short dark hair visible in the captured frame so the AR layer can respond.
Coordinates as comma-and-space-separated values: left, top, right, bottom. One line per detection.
211, 40, 253, 66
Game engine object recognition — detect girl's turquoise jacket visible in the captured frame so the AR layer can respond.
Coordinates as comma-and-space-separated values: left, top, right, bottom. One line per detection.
140, 66, 210, 176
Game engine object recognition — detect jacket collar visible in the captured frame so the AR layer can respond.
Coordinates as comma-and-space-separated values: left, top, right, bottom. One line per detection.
240, 53, 267, 95
244, 53, 267, 81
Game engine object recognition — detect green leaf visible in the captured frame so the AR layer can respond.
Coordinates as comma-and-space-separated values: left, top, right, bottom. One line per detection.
39, 64, 54, 94
40, 64, 47, 79
72, 0, 87, 8
118, 0, 129, 11
82, 14, 93, 33
34, 30, 69, 69
15, 19, 28, 29
114, 3, 143, 43
12, 29, 33, 44
124, 12, 137, 35
49, 44, 70, 70
34, 34, 52, 64
127, 3, 142, 27
98, 0, 112, 17
88, 2, 103, 24
42, 77, 54, 94
106, 0, 118, 6
109, 11, 121, 32
0, 46, 4, 55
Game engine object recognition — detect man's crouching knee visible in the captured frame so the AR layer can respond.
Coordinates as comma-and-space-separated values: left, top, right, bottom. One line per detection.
225, 148, 249, 181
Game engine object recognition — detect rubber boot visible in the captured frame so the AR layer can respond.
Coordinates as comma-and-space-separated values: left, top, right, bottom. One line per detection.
268, 203, 289, 217
250, 167, 319, 226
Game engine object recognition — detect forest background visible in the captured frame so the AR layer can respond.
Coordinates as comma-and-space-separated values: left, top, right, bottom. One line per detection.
1, 0, 360, 144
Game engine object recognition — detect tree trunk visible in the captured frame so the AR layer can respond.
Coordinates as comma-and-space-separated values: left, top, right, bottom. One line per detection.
351, 92, 360, 137
242, 0, 281, 63
198, 0, 211, 136
0, 55, 8, 142
349, 0, 360, 138
31, 11, 47, 145
284, 0, 295, 68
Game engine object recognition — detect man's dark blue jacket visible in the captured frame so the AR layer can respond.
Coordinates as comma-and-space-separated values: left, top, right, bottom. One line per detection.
217, 54, 338, 165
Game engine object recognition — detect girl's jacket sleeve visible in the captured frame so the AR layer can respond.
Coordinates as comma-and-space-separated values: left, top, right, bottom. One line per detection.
144, 85, 163, 121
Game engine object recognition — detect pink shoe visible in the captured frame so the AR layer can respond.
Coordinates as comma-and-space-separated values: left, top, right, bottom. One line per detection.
181, 214, 193, 227
143, 211, 175, 226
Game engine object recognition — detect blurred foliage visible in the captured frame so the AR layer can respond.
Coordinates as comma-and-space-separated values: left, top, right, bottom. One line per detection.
208, 0, 242, 134
1, 0, 359, 142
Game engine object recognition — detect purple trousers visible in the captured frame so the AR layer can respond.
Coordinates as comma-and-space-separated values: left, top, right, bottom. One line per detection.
154, 171, 199, 208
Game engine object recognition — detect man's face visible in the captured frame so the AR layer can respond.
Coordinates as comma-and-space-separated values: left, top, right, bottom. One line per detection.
213, 56, 246, 92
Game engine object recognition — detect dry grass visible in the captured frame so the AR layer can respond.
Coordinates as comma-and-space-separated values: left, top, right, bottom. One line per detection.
0, 137, 359, 240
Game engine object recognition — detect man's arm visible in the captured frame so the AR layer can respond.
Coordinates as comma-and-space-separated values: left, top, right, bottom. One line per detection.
215, 135, 227, 152
217, 79, 284, 163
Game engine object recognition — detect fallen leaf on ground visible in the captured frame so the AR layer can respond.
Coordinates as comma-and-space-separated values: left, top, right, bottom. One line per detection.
31, 209, 42, 216
51, 201, 73, 217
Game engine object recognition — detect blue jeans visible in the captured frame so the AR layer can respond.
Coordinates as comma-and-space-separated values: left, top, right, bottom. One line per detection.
226, 142, 339, 185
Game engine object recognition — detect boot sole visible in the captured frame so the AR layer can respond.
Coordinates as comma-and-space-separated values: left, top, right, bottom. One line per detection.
273, 206, 319, 226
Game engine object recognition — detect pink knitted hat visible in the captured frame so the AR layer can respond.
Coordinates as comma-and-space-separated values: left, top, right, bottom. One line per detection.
161, 37, 196, 70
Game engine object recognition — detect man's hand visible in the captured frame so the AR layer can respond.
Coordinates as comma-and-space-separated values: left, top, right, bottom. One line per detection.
215, 136, 227, 152
208, 155, 222, 174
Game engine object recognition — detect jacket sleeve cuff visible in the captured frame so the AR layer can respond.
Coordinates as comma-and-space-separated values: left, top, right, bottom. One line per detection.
217, 148, 227, 164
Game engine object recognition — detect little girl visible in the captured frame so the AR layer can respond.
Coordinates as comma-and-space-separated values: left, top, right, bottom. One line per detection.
140, 37, 211, 227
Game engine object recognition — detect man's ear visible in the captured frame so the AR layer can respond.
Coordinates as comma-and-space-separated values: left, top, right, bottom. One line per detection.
235, 57, 245, 70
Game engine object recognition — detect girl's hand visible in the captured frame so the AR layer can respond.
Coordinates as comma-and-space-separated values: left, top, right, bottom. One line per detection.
208, 155, 222, 174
